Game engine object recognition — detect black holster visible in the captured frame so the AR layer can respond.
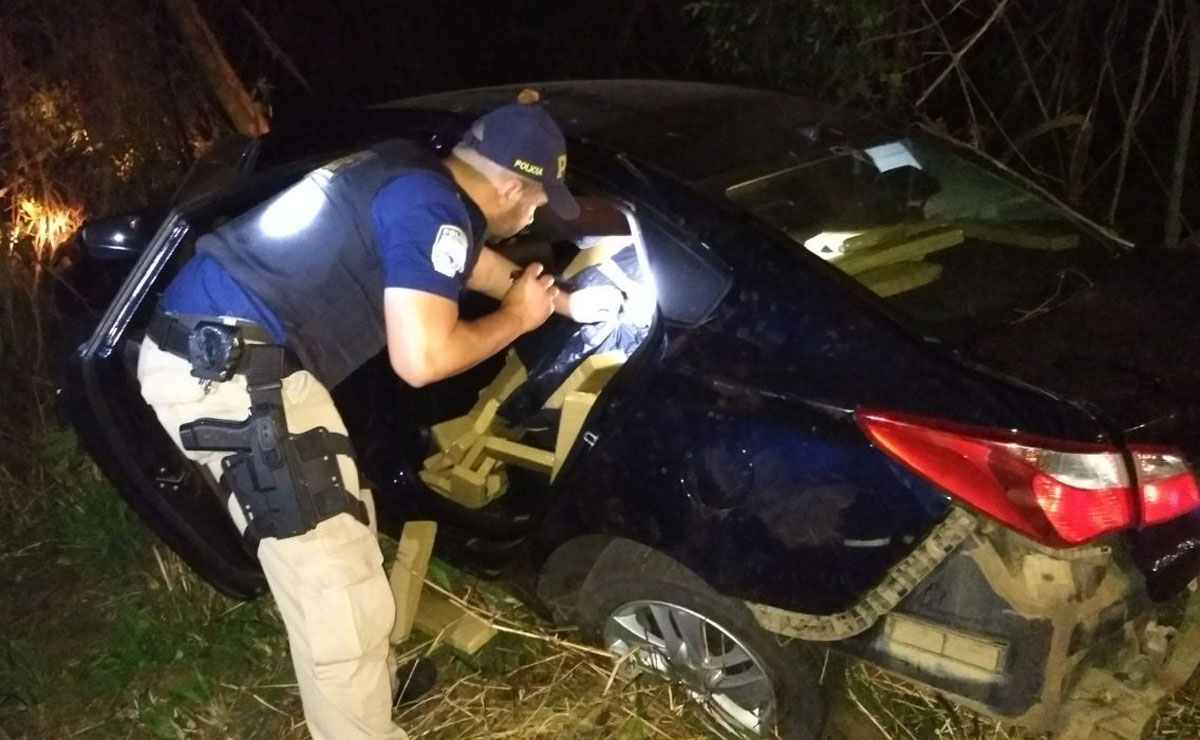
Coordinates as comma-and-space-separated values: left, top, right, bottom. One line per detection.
169, 321, 368, 546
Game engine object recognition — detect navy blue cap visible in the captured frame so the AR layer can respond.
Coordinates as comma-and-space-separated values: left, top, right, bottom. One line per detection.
460, 100, 579, 219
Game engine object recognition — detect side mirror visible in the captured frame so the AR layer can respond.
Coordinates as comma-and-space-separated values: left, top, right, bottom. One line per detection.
79, 213, 156, 260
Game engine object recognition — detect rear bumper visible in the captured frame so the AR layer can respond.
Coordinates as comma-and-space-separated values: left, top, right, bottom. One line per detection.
752, 514, 1200, 738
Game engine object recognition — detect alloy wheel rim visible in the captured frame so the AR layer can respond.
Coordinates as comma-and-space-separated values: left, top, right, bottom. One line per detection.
603, 600, 776, 736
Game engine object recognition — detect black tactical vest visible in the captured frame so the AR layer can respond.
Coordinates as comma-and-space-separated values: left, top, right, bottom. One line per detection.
196, 140, 482, 388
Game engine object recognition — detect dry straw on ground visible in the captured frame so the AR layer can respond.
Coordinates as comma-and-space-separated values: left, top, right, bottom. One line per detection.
392, 574, 724, 739
390, 570, 1200, 740
5, 488, 1199, 740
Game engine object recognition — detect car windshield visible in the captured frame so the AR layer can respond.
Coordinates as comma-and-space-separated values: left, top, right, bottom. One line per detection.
726, 135, 1118, 335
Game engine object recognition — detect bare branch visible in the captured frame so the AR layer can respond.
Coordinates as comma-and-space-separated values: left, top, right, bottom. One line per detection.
919, 0, 980, 141
916, 0, 1011, 107
161, 0, 268, 137
1002, 12, 1065, 179
1002, 14, 1052, 122
859, 0, 967, 46
1108, 0, 1167, 223
1011, 114, 1086, 152
1066, 98, 1100, 205
1165, 1, 1200, 247
239, 8, 312, 95
917, 121, 1134, 248
957, 67, 1059, 183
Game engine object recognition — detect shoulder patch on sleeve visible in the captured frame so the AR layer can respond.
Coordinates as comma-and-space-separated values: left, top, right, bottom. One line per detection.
430, 224, 469, 278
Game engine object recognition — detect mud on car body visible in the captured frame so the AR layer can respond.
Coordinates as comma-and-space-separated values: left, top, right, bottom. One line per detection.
58, 81, 1200, 739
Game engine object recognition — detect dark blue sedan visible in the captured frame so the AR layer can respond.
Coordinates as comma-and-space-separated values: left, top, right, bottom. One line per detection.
60, 80, 1200, 739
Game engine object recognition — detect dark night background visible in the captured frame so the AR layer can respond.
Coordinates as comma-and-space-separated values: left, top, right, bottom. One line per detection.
4, 0, 1197, 247
3, 1, 1200, 737
226, 0, 704, 109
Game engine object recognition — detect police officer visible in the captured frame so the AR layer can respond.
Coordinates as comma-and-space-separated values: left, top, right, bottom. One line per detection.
136, 93, 619, 739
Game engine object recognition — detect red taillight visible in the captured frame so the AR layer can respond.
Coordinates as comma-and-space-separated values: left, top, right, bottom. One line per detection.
1030, 470, 1132, 544
857, 410, 1200, 546
1133, 448, 1200, 525
857, 410, 1133, 546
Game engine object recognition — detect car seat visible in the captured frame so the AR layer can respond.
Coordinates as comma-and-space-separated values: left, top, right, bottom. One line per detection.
419, 198, 655, 508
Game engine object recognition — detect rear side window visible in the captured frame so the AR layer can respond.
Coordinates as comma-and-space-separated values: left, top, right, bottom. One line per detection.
726, 136, 1117, 334
639, 215, 732, 326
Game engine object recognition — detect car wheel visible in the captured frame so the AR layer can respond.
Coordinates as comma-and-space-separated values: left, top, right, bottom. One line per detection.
574, 541, 829, 739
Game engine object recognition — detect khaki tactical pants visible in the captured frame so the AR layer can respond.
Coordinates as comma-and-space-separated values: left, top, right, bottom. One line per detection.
137, 337, 407, 740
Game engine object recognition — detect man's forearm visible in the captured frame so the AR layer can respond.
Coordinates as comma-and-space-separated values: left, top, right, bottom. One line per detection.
421, 308, 525, 383
468, 247, 520, 301
470, 246, 574, 317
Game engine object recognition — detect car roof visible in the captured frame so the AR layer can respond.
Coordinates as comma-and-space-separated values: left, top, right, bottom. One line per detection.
381, 80, 887, 184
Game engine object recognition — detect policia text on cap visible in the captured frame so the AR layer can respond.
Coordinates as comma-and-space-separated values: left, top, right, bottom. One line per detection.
135, 93, 623, 739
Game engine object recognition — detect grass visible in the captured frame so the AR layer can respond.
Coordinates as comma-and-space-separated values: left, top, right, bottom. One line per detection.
0, 246, 736, 738
4, 428, 1200, 739
0, 430, 720, 740
0, 430, 298, 739
390, 576, 722, 740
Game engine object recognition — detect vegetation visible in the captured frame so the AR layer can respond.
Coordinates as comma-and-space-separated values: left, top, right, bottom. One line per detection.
686, 0, 1200, 248
2, 0, 1200, 738
0, 438, 724, 739
5, 436, 1200, 738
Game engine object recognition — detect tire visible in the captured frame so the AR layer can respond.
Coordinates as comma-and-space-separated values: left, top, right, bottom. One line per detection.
574, 540, 830, 740
536, 535, 613, 624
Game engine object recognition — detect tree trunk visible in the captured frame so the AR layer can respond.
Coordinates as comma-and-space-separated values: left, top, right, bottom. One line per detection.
161, 0, 269, 137
1165, 1, 1200, 248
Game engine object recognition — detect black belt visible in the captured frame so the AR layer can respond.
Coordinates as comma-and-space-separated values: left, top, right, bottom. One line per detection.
156, 309, 369, 545
147, 310, 302, 381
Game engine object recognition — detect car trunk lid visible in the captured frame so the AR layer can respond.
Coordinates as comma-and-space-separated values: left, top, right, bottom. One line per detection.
963, 246, 1200, 598
963, 248, 1200, 453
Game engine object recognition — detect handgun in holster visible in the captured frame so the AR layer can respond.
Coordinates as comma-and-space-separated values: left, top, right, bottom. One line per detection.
177, 337, 368, 544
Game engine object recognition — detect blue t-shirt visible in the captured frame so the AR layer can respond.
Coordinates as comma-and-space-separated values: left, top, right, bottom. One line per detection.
159, 254, 289, 342
159, 169, 485, 344
370, 171, 484, 300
